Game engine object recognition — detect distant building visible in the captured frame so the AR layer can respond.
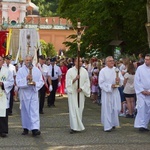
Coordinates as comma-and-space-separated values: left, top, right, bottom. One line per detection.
0, 0, 27, 25
0, 0, 72, 29
0, 0, 74, 56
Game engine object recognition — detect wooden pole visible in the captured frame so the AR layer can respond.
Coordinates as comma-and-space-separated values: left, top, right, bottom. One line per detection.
77, 20, 81, 108
77, 42, 80, 108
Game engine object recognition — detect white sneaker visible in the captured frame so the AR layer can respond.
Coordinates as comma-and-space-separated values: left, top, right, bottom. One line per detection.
119, 113, 126, 117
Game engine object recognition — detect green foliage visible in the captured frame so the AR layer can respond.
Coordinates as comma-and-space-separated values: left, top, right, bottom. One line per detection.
46, 43, 57, 57
32, 0, 58, 16
40, 40, 57, 57
58, 0, 149, 57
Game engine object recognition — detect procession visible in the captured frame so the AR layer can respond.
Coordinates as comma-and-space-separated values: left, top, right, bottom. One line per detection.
1, 0, 150, 150
1, 52, 150, 136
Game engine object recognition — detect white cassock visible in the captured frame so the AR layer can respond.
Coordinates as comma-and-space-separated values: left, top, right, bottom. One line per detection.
134, 64, 150, 129
99, 66, 124, 131
0, 66, 14, 117
16, 65, 44, 131
66, 66, 90, 131
3, 63, 17, 77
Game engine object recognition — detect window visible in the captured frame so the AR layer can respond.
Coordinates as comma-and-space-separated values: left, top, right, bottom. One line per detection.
11, 20, 16, 25
11, 6, 16, 12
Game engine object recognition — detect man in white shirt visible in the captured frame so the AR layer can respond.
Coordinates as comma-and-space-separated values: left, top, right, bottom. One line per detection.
47, 57, 62, 107
37, 55, 52, 114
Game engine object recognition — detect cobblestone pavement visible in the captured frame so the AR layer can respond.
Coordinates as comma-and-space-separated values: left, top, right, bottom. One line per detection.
0, 95, 150, 150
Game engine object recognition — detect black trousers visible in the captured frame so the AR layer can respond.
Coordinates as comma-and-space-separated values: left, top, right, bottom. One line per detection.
47, 79, 58, 106
0, 109, 8, 134
9, 86, 14, 114
39, 85, 46, 112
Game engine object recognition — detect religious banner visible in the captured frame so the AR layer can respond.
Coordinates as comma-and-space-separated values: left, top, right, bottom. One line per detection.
9, 29, 20, 59
0, 31, 8, 57
15, 28, 41, 64
6, 29, 12, 56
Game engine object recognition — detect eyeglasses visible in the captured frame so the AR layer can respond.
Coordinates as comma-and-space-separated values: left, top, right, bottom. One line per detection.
145, 59, 150, 61
107, 60, 114, 62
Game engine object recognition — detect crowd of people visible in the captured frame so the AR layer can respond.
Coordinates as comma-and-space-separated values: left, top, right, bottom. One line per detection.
0, 52, 149, 137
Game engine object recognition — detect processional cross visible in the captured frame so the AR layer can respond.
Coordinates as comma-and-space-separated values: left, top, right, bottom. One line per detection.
74, 20, 87, 107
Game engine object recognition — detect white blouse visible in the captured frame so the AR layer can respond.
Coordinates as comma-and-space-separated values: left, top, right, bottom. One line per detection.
123, 72, 135, 94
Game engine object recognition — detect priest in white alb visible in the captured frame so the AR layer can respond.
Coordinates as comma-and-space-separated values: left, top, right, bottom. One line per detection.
134, 54, 150, 132
66, 57, 91, 134
0, 56, 14, 137
98, 56, 124, 132
16, 55, 44, 136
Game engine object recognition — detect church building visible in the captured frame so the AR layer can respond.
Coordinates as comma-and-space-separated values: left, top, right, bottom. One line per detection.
0, 0, 38, 25
0, 0, 74, 57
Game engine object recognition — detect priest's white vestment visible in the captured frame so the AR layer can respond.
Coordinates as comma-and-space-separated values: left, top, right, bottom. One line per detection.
134, 64, 150, 129
66, 67, 90, 131
99, 66, 124, 131
0, 66, 14, 117
16, 65, 44, 131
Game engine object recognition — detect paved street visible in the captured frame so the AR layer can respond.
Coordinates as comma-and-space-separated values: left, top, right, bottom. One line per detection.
0, 95, 150, 150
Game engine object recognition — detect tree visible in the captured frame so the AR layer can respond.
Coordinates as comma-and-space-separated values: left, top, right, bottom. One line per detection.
46, 43, 57, 57
40, 40, 56, 57
58, 0, 148, 57
32, 0, 59, 16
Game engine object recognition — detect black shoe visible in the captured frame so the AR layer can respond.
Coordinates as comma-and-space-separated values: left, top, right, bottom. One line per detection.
70, 129, 77, 134
112, 126, 116, 129
32, 130, 41, 136
130, 114, 134, 118
126, 114, 131, 118
126, 114, 134, 118
139, 127, 149, 132
105, 129, 112, 132
39, 111, 44, 114
22, 129, 29, 135
52, 104, 56, 107
0, 133, 7, 137
8, 113, 12, 116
